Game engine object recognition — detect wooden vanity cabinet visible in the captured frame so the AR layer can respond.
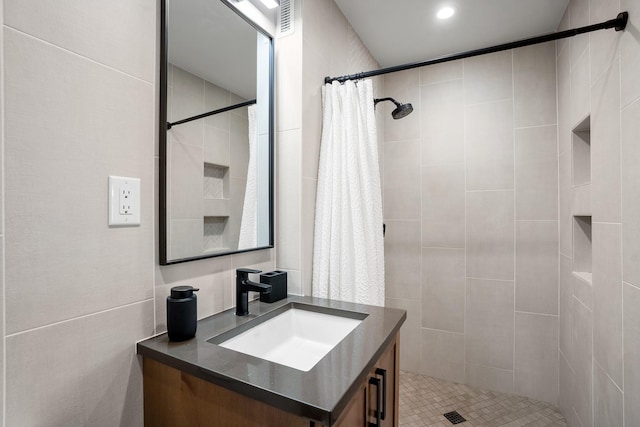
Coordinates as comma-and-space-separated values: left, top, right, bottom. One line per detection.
143, 333, 400, 427
330, 333, 399, 427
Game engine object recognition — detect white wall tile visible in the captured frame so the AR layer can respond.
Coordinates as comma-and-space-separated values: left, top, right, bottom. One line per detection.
4, 0, 156, 82
558, 46, 572, 156
301, 178, 317, 296
465, 100, 514, 191
465, 278, 514, 370
384, 140, 421, 220
589, 0, 622, 83
621, 100, 640, 287
301, 48, 325, 181
593, 361, 624, 427
169, 140, 204, 219
592, 223, 623, 388
463, 50, 513, 104
591, 59, 621, 223
385, 298, 421, 373
419, 61, 463, 85
572, 298, 592, 427
620, 0, 640, 108
515, 125, 559, 220
515, 221, 559, 315
421, 164, 465, 248
466, 191, 515, 281
275, 29, 302, 132
465, 363, 514, 395
559, 152, 574, 257
0, 238, 3, 422
275, 129, 301, 270
420, 79, 464, 165
559, 351, 575, 423
422, 248, 465, 333
560, 254, 574, 366
421, 329, 465, 383
384, 220, 421, 300
514, 313, 559, 404
571, 48, 591, 128
4, 29, 154, 333
569, 0, 590, 68
623, 283, 640, 427
513, 42, 557, 128
6, 300, 154, 426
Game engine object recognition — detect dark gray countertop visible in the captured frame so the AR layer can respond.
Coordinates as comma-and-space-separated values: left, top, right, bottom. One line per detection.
137, 295, 406, 425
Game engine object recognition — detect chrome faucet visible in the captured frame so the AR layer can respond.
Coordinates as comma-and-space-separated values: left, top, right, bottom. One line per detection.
235, 268, 272, 316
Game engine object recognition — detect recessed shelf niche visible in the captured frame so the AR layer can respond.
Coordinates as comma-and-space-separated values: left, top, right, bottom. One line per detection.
573, 215, 592, 284
204, 163, 229, 199
572, 116, 591, 187
204, 216, 229, 253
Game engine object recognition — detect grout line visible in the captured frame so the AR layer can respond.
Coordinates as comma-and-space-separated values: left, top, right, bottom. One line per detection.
513, 123, 558, 131
511, 48, 517, 394
624, 281, 640, 292
572, 294, 592, 312
2, 25, 153, 87
418, 77, 463, 88
1, 14, 6, 425
593, 357, 624, 395
514, 310, 559, 318
5, 298, 155, 339
462, 57, 468, 383
420, 326, 465, 336
465, 189, 515, 193
466, 276, 514, 283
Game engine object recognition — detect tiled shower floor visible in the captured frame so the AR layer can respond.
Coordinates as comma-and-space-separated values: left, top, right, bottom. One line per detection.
399, 371, 567, 427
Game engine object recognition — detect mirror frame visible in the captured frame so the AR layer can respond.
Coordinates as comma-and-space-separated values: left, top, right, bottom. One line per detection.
159, 0, 275, 265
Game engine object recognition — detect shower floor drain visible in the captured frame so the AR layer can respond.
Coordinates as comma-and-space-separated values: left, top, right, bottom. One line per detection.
443, 410, 466, 424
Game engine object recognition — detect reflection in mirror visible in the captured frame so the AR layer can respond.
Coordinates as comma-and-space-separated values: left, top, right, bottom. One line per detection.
160, 0, 273, 265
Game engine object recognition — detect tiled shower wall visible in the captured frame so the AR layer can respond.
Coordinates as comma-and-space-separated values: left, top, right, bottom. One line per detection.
382, 43, 560, 403
557, 0, 640, 426
166, 64, 250, 259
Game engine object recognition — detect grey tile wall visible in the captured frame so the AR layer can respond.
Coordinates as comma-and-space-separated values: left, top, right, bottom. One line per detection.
383, 40, 559, 404
556, 0, 640, 425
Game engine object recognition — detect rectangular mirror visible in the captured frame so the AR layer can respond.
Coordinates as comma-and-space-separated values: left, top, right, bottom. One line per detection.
160, 0, 274, 265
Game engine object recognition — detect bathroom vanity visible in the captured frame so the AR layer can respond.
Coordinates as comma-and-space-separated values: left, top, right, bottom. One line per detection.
137, 296, 406, 426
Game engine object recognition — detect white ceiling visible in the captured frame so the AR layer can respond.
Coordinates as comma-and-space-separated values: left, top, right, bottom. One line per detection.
334, 0, 570, 68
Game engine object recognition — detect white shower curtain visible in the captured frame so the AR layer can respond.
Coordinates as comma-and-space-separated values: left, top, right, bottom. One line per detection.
238, 105, 257, 250
312, 79, 385, 306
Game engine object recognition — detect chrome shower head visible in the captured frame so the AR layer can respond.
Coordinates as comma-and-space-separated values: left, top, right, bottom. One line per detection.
374, 97, 414, 119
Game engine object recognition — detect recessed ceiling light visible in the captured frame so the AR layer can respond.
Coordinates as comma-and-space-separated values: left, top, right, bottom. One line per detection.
437, 6, 455, 20
260, 0, 279, 9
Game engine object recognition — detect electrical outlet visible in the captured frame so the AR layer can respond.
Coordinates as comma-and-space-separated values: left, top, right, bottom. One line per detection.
109, 176, 141, 226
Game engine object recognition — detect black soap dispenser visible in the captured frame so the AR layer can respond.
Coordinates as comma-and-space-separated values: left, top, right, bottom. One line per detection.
167, 285, 199, 342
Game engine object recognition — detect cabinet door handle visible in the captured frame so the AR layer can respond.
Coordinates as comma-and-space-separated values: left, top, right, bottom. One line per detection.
375, 368, 387, 420
368, 377, 381, 427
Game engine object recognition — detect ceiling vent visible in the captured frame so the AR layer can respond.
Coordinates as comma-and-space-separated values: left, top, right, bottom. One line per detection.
277, 0, 294, 37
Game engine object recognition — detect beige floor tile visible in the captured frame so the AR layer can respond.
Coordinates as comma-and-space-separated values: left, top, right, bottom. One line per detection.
399, 371, 567, 427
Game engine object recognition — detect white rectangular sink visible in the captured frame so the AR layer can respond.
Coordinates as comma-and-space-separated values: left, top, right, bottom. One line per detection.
217, 306, 363, 371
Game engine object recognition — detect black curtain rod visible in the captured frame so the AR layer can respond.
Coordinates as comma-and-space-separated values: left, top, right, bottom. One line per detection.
167, 99, 257, 129
324, 12, 628, 84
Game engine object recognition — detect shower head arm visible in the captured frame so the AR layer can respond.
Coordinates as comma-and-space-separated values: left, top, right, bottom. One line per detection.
374, 97, 402, 108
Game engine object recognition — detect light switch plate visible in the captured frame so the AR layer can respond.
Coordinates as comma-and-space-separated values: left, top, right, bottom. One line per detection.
109, 176, 141, 226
